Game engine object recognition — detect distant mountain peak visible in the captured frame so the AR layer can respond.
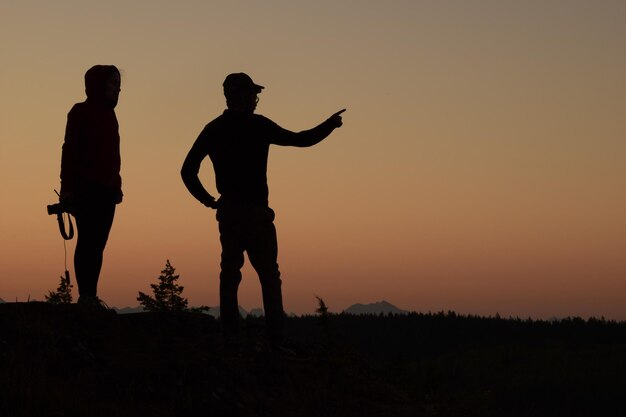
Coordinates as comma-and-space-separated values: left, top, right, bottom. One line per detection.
344, 300, 408, 315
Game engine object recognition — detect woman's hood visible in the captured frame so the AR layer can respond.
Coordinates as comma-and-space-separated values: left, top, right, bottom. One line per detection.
84, 65, 119, 107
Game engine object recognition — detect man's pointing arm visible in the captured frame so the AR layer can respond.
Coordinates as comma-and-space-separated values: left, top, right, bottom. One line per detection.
272, 109, 346, 147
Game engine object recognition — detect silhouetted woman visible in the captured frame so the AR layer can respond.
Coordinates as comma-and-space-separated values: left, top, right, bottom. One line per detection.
59, 65, 123, 308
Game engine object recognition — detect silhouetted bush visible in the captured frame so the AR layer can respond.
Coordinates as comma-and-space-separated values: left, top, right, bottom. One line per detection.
44, 273, 73, 304
137, 260, 208, 313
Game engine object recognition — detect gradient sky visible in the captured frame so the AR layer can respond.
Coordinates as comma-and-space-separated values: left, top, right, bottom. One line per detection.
1, 1, 625, 318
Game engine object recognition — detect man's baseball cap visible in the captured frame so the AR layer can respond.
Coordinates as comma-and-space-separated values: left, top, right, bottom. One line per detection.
223, 73, 264, 95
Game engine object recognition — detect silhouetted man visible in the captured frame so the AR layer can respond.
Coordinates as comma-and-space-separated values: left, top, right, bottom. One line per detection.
181, 72, 345, 348
59, 65, 123, 308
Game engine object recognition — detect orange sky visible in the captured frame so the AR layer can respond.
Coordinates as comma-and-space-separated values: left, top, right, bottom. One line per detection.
1, 1, 625, 318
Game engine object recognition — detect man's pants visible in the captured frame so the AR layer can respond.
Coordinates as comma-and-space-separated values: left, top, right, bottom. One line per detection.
217, 205, 284, 343
74, 199, 116, 298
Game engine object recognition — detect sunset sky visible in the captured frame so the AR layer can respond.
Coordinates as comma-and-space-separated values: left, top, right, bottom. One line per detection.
1, 1, 625, 319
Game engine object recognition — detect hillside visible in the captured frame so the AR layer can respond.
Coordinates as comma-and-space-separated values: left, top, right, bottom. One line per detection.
2, 303, 626, 416
0, 302, 415, 417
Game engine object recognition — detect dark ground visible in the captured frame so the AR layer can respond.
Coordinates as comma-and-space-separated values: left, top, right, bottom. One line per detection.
0, 302, 415, 417
1, 302, 625, 417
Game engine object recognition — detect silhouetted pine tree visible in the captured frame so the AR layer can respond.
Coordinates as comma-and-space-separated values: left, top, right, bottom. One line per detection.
137, 260, 189, 312
315, 295, 329, 316
315, 295, 332, 343
45, 273, 73, 304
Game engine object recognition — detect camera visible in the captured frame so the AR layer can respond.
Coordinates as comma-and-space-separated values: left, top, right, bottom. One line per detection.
47, 202, 65, 216
47, 201, 75, 216
47, 201, 75, 240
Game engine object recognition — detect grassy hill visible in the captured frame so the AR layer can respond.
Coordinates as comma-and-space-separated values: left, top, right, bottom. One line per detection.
1, 303, 625, 416
295, 312, 626, 416
0, 302, 415, 417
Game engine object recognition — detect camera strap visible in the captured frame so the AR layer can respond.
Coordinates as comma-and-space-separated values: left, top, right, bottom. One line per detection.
56, 213, 75, 240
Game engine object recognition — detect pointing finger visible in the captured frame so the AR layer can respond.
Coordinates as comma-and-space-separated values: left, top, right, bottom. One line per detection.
333, 109, 346, 117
